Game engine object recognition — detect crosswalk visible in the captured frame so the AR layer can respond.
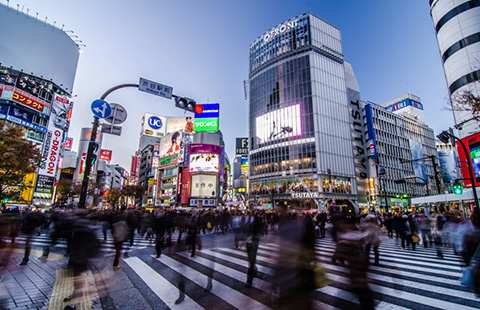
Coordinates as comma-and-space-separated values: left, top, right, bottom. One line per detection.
124, 236, 480, 310
10, 230, 171, 256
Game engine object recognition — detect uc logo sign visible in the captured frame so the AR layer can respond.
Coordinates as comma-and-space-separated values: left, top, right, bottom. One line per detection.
148, 116, 163, 130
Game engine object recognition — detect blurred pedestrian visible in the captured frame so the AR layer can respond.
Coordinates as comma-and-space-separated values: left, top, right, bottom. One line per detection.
19, 208, 45, 265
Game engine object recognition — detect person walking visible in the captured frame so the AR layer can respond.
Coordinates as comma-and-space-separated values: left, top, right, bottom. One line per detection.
19, 208, 45, 265
111, 211, 128, 271
363, 213, 381, 266
392, 212, 406, 249
417, 211, 432, 247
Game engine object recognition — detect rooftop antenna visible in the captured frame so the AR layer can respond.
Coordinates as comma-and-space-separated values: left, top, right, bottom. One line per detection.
26, 8, 29, 15
35, 12, 38, 20
45, 17, 47, 23
6, 0, 9, 7
16, 3, 18, 11
61, 24, 64, 30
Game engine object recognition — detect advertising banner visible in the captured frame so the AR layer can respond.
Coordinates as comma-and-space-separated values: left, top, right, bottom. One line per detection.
438, 150, 460, 183
409, 139, 428, 184
236, 138, 248, 155
159, 130, 183, 156
241, 155, 249, 176
365, 104, 378, 159
155, 170, 162, 206
181, 169, 190, 204
190, 174, 217, 197
141, 113, 167, 138
189, 144, 221, 173
385, 98, 423, 112
194, 103, 219, 132
12, 90, 46, 113
34, 175, 55, 196
220, 147, 225, 182
255, 104, 301, 144
167, 116, 195, 134
99, 149, 112, 161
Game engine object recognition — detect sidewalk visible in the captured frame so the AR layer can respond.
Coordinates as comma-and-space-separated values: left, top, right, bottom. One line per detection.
0, 244, 151, 310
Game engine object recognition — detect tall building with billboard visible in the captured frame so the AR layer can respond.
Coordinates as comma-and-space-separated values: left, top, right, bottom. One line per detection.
429, 0, 480, 137
248, 13, 358, 210
0, 4, 80, 206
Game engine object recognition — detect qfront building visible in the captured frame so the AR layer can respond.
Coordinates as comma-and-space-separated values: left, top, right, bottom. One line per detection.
248, 13, 359, 211
0, 4, 80, 206
429, 0, 480, 137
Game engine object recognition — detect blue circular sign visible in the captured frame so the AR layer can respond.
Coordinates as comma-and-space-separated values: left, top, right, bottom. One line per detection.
91, 99, 112, 119
147, 116, 163, 130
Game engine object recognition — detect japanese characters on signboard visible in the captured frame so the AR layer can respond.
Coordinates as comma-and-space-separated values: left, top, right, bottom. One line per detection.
190, 174, 217, 197
194, 103, 219, 132
65, 138, 73, 151
100, 149, 112, 161
189, 144, 220, 173
34, 175, 55, 196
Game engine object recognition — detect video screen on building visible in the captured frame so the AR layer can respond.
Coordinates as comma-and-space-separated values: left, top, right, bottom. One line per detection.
189, 144, 220, 173
255, 104, 301, 144
469, 140, 480, 183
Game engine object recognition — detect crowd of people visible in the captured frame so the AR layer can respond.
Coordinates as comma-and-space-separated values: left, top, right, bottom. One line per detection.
0, 205, 479, 309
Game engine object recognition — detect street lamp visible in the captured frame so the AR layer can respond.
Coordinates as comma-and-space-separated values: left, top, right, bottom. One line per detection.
437, 130, 479, 210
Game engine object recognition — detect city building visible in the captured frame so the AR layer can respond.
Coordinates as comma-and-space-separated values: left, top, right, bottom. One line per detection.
248, 13, 358, 211
0, 3, 80, 206
364, 94, 440, 212
429, 0, 480, 137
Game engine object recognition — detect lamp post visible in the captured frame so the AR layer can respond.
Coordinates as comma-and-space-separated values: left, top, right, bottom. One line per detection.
437, 130, 479, 211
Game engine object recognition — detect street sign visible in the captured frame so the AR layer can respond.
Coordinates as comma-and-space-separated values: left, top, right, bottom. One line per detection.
101, 124, 122, 136
91, 99, 112, 119
105, 103, 127, 125
138, 78, 173, 99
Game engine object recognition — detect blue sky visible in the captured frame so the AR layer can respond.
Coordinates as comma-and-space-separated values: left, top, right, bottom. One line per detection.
6, 0, 450, 170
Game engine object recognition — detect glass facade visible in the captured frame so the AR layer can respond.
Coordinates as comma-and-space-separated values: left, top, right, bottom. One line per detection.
248, 13, 357, 209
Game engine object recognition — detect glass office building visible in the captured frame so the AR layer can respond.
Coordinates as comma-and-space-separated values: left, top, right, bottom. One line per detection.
248, 13, 358, 210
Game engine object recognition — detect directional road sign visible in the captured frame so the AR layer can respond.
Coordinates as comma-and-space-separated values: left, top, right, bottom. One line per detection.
138, 77, 173, 99
91, 99, 112, 119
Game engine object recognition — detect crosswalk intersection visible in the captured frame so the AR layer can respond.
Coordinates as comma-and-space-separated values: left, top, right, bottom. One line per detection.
124, 236, 480, 310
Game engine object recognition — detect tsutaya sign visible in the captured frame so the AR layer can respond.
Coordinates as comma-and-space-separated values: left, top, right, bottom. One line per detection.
291, 192, 321, 199
264, 20, 299, 42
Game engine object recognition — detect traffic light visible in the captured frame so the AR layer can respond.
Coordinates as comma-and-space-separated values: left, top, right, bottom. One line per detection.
91, 142, 100, 166
453, 180, 463, 195
174, 97, 203, 113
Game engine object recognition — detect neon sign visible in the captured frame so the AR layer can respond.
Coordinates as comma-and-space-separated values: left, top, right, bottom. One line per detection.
264, 20, 299, 42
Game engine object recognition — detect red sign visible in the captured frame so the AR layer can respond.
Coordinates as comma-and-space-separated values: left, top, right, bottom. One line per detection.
65, 138, 72, 150
100, 149, 112, 161
55, 95, 69, 104
457, 132, 480, 188
181, 170, 190, 205
12, 91, 44, 112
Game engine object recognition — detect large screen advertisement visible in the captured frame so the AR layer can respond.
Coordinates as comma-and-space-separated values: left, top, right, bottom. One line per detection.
409, 139, 428, 184
194, 103, 219, 132
189, 144, 220, 173
167, 117, 195, 134
0, 5, 79, 92
469, 141, 480, 184
255, 104, 301, 145
190, 174, 217, 197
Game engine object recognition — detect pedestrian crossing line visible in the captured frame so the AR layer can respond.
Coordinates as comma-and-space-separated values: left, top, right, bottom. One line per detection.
203, 247, 421, 310
259, 245, 465, 288
177, 252, 272, 291
227, 245, 480, 309
314, 243, 463, 271
320, 258, 479, 304
205, 249, 275, 276
317, 239, 461, 261
124, 257, 203, 310
311, 246, 462, 277
0, 247, 64, 260
153, 255, 273, 310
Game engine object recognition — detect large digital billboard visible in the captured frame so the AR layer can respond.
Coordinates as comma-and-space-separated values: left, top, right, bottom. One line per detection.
189, 144, 220, 173
438, 150, 460, 183
0, 5, 79, 92
194, 103, 219, 132
255, 104, 301, 144
190, 174, 217, 197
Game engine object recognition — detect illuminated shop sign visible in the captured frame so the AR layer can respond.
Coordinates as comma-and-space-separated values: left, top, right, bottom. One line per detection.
291, 192, 320, 199
236, 138, 248, 155
65, 138, 73, 151
141, 113, 167, 137
99, 149, 112, 161
365, 104, 377, 159
12, 91, 45, 112
189, 144, 220, 173
256, 104, 301, 144
194, 103, 220, 132
264, 19, 299, 42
